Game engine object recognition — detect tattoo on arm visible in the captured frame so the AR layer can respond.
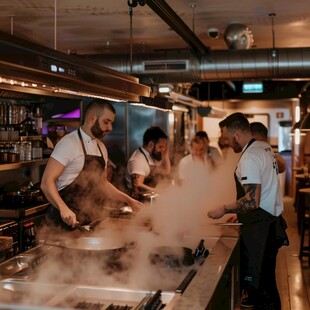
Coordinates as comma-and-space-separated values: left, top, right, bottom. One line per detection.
224, 184, 258, 214
131, 174, 140, 194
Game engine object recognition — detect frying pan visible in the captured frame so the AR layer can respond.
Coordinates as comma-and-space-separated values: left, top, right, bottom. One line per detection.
40, 237, 135, 258
149, 246, 194, 268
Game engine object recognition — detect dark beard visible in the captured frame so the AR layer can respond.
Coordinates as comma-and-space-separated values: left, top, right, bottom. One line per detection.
152, 150, 162, 161
232, 136, 243, 153
91, 119, 104, 139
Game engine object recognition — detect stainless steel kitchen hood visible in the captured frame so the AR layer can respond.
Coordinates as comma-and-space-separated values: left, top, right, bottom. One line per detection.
0, 31, 150, 102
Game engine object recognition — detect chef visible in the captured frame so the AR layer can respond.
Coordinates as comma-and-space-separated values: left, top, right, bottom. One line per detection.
41, 99, 143, 230
125, 126, 171, 200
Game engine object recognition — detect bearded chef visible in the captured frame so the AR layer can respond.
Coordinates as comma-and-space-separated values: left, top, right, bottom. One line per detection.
125, 126, 171, 200
41, 99, 143, 230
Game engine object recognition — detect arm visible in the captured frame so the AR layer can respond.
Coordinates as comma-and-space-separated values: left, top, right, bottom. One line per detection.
104, 180, 144, 212
131, 173, 156, 193
207, 183, 261, 219
40, 157, 78, 227
275, 153, 286, 173
157, 149, 171, 176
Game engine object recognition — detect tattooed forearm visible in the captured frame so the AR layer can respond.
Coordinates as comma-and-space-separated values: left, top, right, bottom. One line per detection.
224, 184, 259, 214
131, 174, 140, 193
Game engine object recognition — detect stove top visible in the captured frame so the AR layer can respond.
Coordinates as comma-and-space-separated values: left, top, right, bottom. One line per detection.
0, 279, 177, 310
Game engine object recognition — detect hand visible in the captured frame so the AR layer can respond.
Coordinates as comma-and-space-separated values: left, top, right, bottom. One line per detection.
227, 214, 238, 223
207, 206, 225, 219
128, 198, 144, 213
60, 206, 79, 228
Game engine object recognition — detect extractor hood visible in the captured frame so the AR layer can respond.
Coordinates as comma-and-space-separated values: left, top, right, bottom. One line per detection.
0, 31, 150, 102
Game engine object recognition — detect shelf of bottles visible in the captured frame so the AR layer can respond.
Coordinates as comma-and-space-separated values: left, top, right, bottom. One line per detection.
0, 100, 44, 170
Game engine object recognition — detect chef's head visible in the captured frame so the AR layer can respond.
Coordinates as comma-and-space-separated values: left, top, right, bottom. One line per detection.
250, 122, 268, 142
219, 112, 251, 153
143, 126, 168, 161
84, 99, 116, 139
190, 136, 205, 161
195, 131, 210, 151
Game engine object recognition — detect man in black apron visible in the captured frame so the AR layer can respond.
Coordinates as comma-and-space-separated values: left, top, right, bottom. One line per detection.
125, 126, 171, 201
208, 113, 288, 310
41, 99, 143, 230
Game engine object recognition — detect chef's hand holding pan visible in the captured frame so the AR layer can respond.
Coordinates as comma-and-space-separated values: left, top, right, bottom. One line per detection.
59, 205, 79, 228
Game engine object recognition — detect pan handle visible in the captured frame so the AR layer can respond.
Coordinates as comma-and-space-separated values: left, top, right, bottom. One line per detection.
38, 240, 61, 247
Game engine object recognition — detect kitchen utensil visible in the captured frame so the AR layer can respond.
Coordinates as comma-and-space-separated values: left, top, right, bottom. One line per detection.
39, 237, 135, 260
213, 222, 243, 226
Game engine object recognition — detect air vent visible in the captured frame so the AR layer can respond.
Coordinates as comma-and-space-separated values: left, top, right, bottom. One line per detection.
143, 60, 188, 72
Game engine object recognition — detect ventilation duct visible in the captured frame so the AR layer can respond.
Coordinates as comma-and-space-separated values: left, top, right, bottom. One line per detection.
0, 31, 150, 102
85, 47, 310, 84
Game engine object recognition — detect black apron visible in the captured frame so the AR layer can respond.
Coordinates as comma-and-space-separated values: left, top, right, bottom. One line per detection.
46, 129, 106, 230
234, 139, 288, 291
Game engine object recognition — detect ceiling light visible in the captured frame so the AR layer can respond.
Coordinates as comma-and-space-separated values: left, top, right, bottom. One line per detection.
197, 106, 226, 118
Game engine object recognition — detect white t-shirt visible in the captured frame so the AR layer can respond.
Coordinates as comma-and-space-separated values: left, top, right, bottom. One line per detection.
51, 128, 108, 190
125, 147, 157, 190
178, 154, 210, 180
236, 140, 283, 216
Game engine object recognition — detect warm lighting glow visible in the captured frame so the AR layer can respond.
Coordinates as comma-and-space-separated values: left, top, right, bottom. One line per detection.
158, 86, 171, 93
295, 105, 300, 122
130, 102, 170, 112
295, 129, 301, 145
56, 88, 126, 102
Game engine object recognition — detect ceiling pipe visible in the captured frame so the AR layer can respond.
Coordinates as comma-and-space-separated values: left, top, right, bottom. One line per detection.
145, 0, 209, 55
84, 47, 310, 84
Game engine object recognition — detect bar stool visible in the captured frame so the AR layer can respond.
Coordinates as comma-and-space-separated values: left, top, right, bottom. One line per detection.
298, 188, 310, 265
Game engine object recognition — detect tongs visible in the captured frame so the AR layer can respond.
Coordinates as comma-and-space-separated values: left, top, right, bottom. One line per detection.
75, 219, 103, 233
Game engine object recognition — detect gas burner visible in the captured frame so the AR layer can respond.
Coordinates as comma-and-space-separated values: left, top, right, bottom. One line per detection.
74, 301, 105, 309
105, 260, 127, 273
74, 302, 133, 309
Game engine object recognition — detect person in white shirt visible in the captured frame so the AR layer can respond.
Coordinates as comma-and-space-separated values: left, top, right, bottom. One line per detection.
208, 112, 288, 310
125, 126, 171, 200
195, 131, 222, 167
177, 136, 210, 185
41, 99, 143, 230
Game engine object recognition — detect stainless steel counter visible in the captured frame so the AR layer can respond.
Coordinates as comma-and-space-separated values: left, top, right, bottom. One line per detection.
0, 223, 240, 309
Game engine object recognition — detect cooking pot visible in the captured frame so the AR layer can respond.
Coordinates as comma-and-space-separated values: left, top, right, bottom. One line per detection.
149, 246, 194, 268
40, 237, 135, 259
2, 189, 41, 207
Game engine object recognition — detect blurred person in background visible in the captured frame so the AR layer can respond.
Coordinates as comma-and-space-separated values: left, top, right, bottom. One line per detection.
177, 136, 210, 185
250, 122, 286, 173
41, 99, 143, 230
125, 126, 171, 200
208, 112, 288, 310
195, 130, 222, 167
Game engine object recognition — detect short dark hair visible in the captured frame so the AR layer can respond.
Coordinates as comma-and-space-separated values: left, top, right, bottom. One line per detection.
219, 112, 250, 132
250, 122, 268, 139
195, 130, 209, 142
143, 126, 168, 145
84, 99, 116, 119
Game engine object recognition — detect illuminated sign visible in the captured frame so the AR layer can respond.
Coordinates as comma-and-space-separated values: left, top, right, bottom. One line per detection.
242, 82, 263, 93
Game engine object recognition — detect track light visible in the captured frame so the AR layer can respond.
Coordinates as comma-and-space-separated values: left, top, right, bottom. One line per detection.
128, 0, 138, 8
138, 0, 146, 6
